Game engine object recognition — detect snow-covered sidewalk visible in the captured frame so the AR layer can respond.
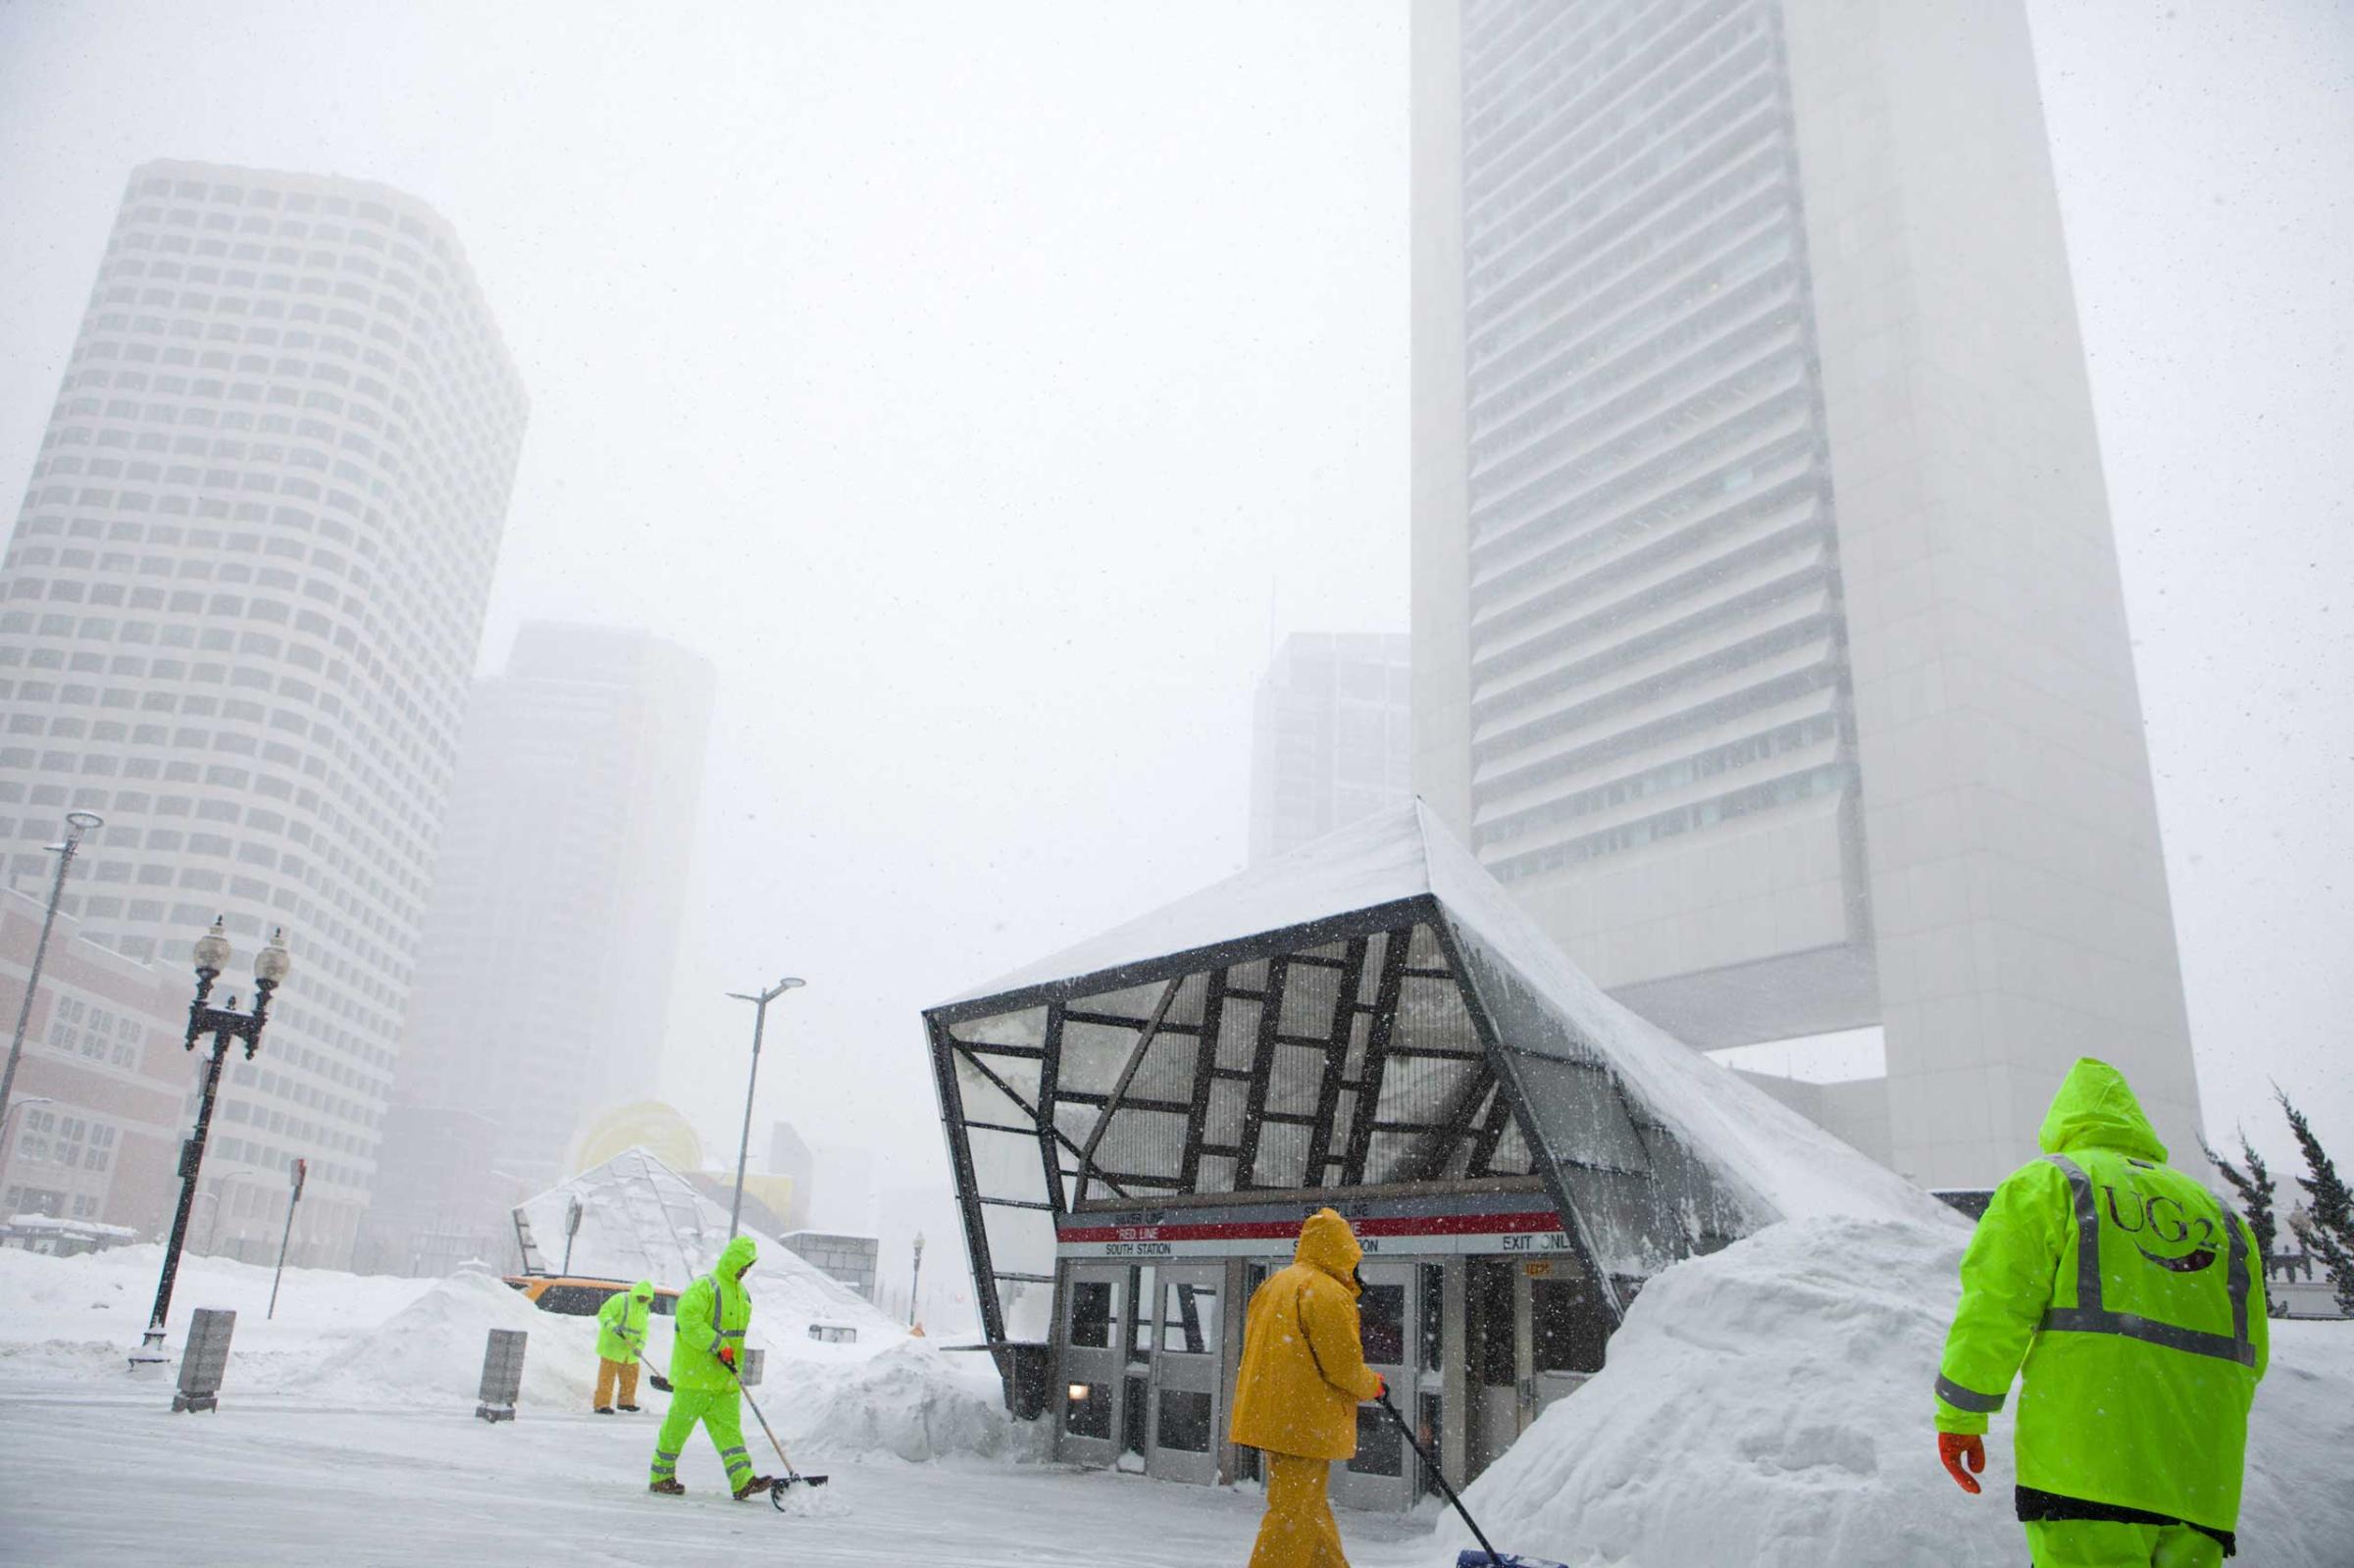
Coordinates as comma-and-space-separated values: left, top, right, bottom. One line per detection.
0, 1389, 1441, 1568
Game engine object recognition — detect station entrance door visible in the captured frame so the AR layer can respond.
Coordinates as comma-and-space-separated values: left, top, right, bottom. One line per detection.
1331, 1259, 1420, 1511
1056, 1261, 1227, 1485
1056, 1262, 1128, 1469
1143, 1264, 1223, 1486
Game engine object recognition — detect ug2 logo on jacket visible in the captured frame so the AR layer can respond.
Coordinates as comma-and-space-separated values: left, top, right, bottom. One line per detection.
2102, 1186, 2221, 1275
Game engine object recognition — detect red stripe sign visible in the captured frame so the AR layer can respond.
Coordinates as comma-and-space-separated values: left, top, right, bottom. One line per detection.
1056, 1207, 1573, 1260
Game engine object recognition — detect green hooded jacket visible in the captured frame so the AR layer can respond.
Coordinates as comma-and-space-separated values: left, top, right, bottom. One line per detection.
595, 1280, 654, 1364
668, 1235, 756, 1391
1933, 1058, 2268, 1533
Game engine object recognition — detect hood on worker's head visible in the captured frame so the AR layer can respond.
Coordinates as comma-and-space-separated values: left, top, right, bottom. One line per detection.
2038, 1057, 2168, 1162
1293, 1207, 1362, 1287
631, 1280, 653, 1302
717, 1235, 757, 1280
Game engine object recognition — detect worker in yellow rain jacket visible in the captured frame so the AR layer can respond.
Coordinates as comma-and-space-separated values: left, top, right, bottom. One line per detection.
592, 1279, 653, 1414
648, 1235, 768, 1499
1934, 1058, 2268, 1566
1229, 1207, 1387, 1568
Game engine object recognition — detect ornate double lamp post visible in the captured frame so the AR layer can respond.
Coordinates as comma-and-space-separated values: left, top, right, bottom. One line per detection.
131, 918, 291, 1372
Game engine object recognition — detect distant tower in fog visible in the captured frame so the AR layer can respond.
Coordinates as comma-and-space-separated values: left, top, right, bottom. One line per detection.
1249, 632, 1413, 865
1409, 0, 2201, 1189
375, 624, 715, 1234
0, 160, 527, 1263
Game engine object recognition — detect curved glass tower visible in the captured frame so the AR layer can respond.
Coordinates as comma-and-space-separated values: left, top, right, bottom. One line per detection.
0, 160, 527, 1261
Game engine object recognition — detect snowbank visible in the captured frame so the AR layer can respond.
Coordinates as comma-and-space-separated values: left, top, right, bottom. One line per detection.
769, 1339, 1037, 1463
0, 1241, 432, 1390
1446, 1217, 2354, 1568
298, 1271, 600, 1408
510, 1144, 900, 1344
0, 1241, 1032, 1466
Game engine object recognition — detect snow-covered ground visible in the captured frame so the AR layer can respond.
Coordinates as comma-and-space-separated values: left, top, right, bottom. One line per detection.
5, 1228, 2347, 1567
0, 1392, 1438, 1567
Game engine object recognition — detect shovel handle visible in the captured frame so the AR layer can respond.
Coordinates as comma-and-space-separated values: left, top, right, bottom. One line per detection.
1375, 1390, 1505, 1566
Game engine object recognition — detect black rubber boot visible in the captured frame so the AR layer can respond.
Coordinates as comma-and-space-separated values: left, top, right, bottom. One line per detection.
648, 1478, 686, 1495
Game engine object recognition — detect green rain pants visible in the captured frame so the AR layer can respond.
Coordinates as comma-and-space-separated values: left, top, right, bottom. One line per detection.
649, 1387, 754, 1493
2024, 1519, 2225, 1568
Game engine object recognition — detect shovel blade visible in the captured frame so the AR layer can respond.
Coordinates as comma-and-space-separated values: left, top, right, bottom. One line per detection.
767, 1475, 830, 1509
1456, 1552, 1569, 1568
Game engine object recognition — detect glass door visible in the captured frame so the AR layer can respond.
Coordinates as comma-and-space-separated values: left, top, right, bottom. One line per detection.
1332, 1259, 1417, 1510
1529, 1264, 1611, 1419
1145, 1264, 1223, 1486
1056, 1264, 1125, 1467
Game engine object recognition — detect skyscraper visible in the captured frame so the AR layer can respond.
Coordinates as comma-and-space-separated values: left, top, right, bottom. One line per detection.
1248, 632, 1414, 865
368, 623, 714, 1255
1410, 1, 2200, 1189
0, 159, 528, 1260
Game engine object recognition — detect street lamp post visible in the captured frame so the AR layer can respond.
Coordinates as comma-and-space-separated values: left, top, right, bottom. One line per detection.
132, 919, 290, 1372
724, 976, 804, 1239
0, 811, 103, 1155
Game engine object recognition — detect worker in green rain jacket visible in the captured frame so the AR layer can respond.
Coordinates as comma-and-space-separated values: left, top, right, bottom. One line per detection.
648, 1236, 768, 1499
1934, 1058, 2268, 1566
592, 1280, 654, 1414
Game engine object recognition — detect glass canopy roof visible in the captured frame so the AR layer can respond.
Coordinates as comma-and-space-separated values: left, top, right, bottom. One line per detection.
927, 890, 1757, 1349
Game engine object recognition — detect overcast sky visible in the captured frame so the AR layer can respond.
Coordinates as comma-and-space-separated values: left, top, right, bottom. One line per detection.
1, 1, 2346, 1230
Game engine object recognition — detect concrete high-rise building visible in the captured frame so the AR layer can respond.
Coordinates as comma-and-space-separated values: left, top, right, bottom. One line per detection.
1410, 1, 2200, 1189
370, 623, 714, 1246
1248, 632, 1413, 865
0, 160, 527, 1261
770, 1121, 814, 1231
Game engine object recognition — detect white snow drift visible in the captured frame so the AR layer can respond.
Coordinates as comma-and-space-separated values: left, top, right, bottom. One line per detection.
1442, 1216, 2354, 1568
0, 1241, 1023, 1467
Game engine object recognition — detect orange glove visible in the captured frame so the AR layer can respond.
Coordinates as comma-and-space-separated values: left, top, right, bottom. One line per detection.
1371, 1373, 1386, 1400
718, 1346, 738, 1372
1939, 1433, 1985, 1494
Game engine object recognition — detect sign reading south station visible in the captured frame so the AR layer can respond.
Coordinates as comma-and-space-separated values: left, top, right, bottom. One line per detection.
1056, 1193, 1577, 1260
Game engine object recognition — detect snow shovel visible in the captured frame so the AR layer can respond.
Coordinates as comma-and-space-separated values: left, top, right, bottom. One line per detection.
1375, 1390, 1565, 1568
721, 1357, 830, 1505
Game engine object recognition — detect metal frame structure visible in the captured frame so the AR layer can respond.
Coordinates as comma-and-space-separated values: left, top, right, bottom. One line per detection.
925, 887, 1757, 1404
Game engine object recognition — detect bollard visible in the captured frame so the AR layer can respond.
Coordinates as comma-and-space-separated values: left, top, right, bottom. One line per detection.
738, 1346, 764, 1388
173, 1307, 236, 1412
476, 1327, 528, 1422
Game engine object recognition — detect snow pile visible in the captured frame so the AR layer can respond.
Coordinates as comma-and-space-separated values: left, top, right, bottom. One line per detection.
0, 1241, 432, 1390
298, 1270, 600, 1408
1447, 1217, 2354, 1568
770, 1339, 1039, 1463
511, 1145, 898, 1339
0, 1241, 1034, 1467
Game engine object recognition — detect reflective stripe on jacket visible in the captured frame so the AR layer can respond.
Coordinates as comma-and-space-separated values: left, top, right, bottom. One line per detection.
596, 1280, 654, 1364
1934, 1058, 2268, 1533
668, 1234, 756, 1391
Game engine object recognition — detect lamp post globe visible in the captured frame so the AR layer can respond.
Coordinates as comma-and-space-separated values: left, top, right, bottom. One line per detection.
255, 928, 292, 986
192, 917, 232, 979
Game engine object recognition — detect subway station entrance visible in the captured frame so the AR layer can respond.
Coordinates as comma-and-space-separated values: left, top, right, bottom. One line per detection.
1047, 1187, 1616, 1504
927, 806, 1823, 1507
